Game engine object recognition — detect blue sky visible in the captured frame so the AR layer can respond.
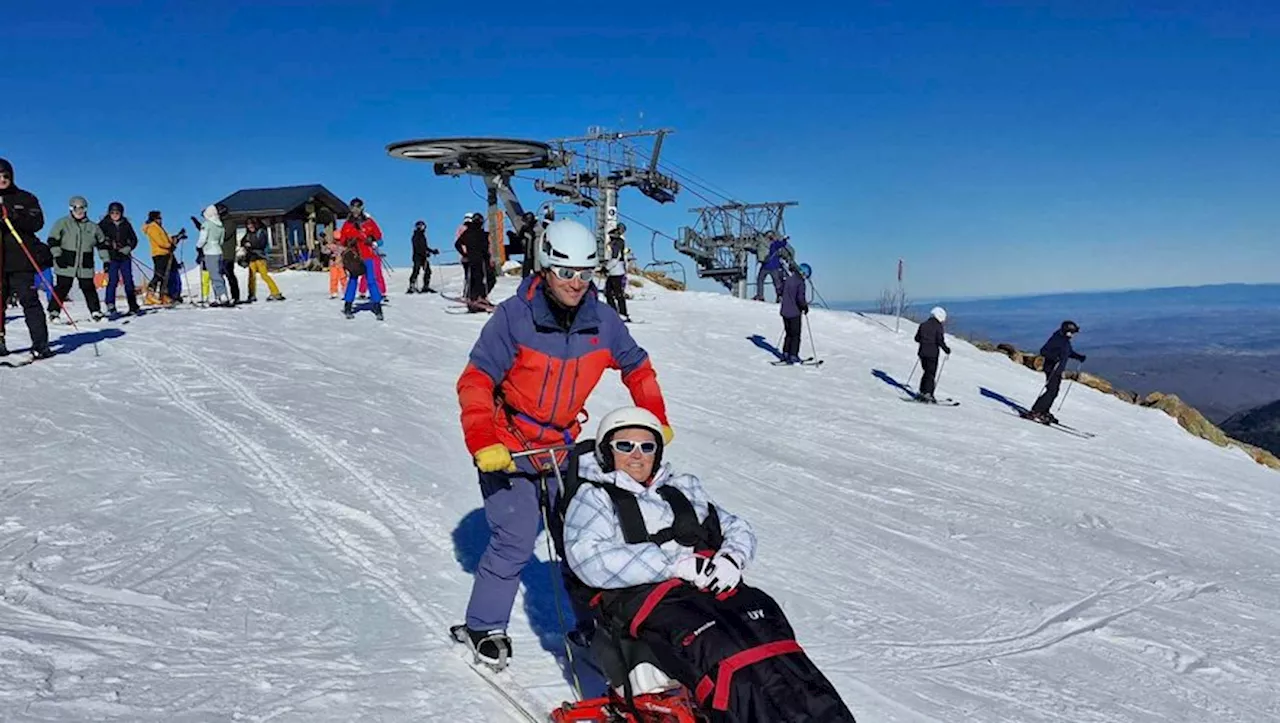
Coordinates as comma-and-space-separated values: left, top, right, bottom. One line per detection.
3, 1, 1278, 301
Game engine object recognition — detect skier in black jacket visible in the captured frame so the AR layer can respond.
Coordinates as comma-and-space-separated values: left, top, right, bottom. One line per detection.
407, 220, 438, 293
0, 158, 54, 360
1027, 320, 1086, 423
914, 306, 951, 402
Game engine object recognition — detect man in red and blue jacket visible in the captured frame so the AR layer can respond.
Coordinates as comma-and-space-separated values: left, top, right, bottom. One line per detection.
336, 197, 384, 319
454, 218, 671, 666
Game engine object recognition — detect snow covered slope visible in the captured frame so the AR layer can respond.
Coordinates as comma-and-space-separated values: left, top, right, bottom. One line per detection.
2, 267, 1277, 722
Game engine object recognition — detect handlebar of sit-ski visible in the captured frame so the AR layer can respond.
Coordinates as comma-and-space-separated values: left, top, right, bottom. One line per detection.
511, 444, 574, 460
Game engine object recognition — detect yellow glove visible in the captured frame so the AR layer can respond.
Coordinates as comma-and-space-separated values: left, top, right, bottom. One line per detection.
662, 425, 675, 445
475, 443, 517, 473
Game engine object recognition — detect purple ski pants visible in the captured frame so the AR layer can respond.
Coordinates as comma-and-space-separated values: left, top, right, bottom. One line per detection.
464, 468, 565, 632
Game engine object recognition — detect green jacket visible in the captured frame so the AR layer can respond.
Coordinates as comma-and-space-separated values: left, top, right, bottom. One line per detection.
48, 215, 104, 278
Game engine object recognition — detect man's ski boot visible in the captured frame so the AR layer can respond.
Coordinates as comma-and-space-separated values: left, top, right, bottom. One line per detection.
373, 303, 384, 321
451, 624, 511, 670
919, 393, 937, 404
91, 310, 105, 321
48, 311, 59, 323
31, 346, 56, 361
267, 293, 286, 301
342, 302, 355, 319
406, 286, 416, 294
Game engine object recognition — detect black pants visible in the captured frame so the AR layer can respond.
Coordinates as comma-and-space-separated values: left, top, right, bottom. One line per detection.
918, 354, 939, 396
602, 583, 856, 723
220, 259, 240, 302
1, 271, 50, 351
409, 253, 432, 290
1031, 366, 1064, 414
48, 275, 101, 315
782, 315, 803, 360
605, 274, 629, 317
466, 259, 488, 301
485, 261, 497, 295
150, 254, 175, 294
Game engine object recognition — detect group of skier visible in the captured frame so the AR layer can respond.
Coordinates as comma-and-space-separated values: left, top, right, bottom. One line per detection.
452, 217, 857, 721
912, 306, 1087, 424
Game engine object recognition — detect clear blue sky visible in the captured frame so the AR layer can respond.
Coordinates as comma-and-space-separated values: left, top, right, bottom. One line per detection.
4, 1, 1278, 301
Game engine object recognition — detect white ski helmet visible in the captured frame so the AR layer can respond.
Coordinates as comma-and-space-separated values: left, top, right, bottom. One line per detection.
931, 306, 946, 322
594, 406, 664, 473
539, 219, 599, 269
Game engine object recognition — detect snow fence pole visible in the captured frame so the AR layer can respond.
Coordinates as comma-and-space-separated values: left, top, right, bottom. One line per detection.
513, 446, 585, 703
1056, 360, 1081, 414
2, 214, 97, 356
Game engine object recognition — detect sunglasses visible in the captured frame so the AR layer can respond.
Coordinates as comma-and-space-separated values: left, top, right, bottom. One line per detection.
609, 439, 658, 455
550, 266, 595, 282
0, 172, 11, 180
72, 205, 88, 211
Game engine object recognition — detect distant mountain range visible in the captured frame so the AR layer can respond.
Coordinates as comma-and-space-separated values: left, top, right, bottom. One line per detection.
1221, 399, 1280, 457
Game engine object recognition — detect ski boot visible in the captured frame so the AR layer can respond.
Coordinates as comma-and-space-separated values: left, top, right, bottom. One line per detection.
31, 346, 57, 361
406, 286, 417, 294
373, 303, 384, 321
451, 625, 511, 670
342, 302, 355, 319
0, 338, 8, 356
91, 310, 105, 321
267, 293, 286, 301
48, 310, 60, 323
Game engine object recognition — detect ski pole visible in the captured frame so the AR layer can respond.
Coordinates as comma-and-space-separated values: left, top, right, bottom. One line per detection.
937, 353, 949, 386
907, 358, 918, 386
804, 312, 819, 362
1056, 361, 1081, 413
510, 445, 584, 703
3, 215, 97, 356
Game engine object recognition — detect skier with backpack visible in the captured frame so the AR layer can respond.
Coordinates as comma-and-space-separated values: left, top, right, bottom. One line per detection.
337, 198, 383, 320
557, 406, 858, 722
913, 306, 951, 403
1024, 320, 1087, 424
453, 218, 671, 669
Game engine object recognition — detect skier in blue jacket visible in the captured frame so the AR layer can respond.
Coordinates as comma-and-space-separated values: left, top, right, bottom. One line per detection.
1027, 320, 1086, 423
778, 263, 809, 363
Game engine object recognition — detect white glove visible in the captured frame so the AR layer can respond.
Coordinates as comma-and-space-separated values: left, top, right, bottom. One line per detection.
672, 555, 711, 586
702, 553, 742, 595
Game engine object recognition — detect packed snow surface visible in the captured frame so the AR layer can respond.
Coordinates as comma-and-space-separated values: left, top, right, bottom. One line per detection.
2, 267, 1278, 722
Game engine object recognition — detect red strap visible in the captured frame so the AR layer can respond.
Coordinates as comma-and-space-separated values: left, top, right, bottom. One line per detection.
630, 579, 682, 638
695, 640, 804, 711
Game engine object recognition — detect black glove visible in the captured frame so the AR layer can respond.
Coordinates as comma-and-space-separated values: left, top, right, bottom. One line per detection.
1078, 354, 1087, 363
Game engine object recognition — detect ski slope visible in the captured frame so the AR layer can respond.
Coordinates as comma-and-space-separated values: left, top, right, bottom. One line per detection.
2, 267, 1278, 722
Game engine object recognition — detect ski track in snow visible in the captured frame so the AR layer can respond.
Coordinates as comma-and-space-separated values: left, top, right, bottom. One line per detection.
2, 266, 1280, 722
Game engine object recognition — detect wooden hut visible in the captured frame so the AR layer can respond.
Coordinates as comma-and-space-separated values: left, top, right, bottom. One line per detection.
215, 185, 349, 269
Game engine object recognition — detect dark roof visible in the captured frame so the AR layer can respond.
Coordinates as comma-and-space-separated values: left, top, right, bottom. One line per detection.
215, 184, 349, 220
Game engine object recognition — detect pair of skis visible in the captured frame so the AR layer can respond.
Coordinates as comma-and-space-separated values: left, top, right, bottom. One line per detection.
771, 356, 824, 367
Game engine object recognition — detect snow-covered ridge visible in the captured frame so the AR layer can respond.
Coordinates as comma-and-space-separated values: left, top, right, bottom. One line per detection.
1, 268, 1277, 721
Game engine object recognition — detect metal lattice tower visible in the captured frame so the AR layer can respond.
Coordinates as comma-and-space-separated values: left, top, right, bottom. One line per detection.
675, 201, 798, 298
536, 127, 681, 257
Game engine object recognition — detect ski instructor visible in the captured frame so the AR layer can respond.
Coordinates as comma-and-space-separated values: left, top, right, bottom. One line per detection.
454, 218, 672, 667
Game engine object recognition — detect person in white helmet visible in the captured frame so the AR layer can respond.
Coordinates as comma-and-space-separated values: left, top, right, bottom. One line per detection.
453, 218, 672, 669
913, 306, 951, 402
558, 406, 857, 723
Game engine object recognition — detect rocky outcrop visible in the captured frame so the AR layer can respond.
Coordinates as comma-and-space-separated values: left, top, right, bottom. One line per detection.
971, 341, 1280, 471
1221, 399, 1280, 463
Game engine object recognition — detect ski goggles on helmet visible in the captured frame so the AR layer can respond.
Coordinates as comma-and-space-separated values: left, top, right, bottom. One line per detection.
609, 439, 658, 455
550, 266, 595, 282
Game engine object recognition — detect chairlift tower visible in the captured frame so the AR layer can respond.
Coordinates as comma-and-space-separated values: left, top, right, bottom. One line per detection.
675, 201, 798, 298
537, 127, 681, 259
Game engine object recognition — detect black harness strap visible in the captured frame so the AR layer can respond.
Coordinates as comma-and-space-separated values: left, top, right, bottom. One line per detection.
588, 481, 723, 553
